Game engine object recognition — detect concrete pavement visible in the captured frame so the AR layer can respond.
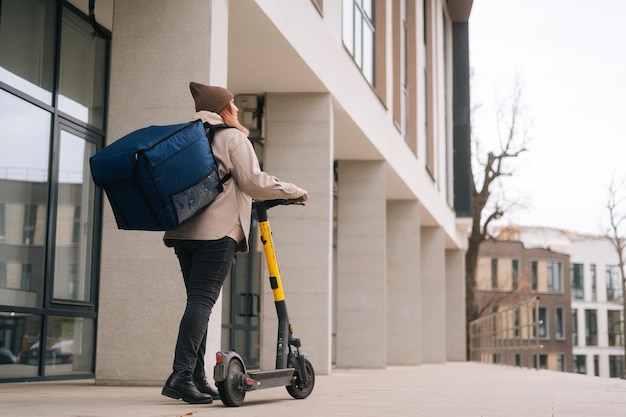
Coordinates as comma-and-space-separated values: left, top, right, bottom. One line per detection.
1, 362, 626, 417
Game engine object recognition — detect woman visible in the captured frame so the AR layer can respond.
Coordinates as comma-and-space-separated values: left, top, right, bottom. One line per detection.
161, 82, 308, 404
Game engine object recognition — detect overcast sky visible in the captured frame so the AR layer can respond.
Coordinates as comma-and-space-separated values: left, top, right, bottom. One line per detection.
468, 0, 626, 235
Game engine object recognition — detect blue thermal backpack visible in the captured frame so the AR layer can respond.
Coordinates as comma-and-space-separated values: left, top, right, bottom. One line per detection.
90, 120, 233, 231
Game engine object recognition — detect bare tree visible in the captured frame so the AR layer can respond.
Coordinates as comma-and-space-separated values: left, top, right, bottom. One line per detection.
465, 81, 529, 358
605, 175, 626, 378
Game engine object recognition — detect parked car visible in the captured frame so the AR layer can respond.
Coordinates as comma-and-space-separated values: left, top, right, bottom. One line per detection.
17, 340, 73, 365
0, 342, 17, 364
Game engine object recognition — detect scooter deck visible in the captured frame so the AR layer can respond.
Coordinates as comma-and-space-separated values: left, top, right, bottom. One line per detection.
245, 368, 295, 390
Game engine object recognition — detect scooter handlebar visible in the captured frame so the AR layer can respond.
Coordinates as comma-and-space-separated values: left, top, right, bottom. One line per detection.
253, 197, 306, 211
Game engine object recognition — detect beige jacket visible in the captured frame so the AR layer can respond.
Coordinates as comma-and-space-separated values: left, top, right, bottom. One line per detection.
163, 111, 306, 252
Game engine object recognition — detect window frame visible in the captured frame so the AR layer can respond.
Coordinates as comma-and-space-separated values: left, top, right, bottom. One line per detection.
571, 263, 584, 300
606, 265, 623, 303
538, 306, 548, 339
511, 258, 520, 290
555, 307, 565, 340
342, 0, 375, 84
0, 0, 109, 382
585, 309, 598, 346
547, 261, 563, 293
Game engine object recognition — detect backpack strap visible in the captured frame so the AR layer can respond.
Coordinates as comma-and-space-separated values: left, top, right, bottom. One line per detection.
203, 122, 235, 191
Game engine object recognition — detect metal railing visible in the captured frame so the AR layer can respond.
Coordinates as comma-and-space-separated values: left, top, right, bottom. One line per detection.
469, 296, 541, 369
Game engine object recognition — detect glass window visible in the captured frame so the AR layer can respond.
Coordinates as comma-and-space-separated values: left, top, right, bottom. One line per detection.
342, 0, 375, 84
557, 354, 565, 372
571, 263, 584, 300
0, 261, 5, 287
573, 355, 586, 374
609, 355, 624, 378
491, 258, 498, 289
590, 264, 597, 301
512, 259, 519, 290
58, 9, 107, 128
0, 0, 57, 104
44, 316, 94, 376
533, 354, 547, 370
0, 1, 107, 382
1, 312, 41, 378
21, 262, 33, 290
606, 265, 623, 303
585, 309, 598, 346
607, 310, 624, 347
0, 89, 50, 308
594, 355, 599, 376
555, 307, 564, 339
547, 261, 563, 293
394, 0, 409, 139
531, 260, 538, 290
572, 308, 578, 346
0, 202, 5, 242
52, 129, 96, 302
22, 204, 39, 245
538, 307, 548, 339
401, 0, 408, 136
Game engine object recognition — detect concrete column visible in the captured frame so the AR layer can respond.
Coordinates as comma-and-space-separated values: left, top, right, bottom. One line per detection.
261, 93, 334, 375
387, 200, 422, 365
420, 226, 446, 363
97, 0, 229, 385
445, 249, 466, 361
336, 161, 386, 368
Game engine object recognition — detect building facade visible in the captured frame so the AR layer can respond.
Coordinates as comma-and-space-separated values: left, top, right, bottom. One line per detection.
473, 239, 573, 372
0, 0, 473, 384
513, 227, 625, 378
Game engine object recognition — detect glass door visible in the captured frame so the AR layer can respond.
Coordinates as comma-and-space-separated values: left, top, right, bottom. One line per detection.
221, 223, 263, 369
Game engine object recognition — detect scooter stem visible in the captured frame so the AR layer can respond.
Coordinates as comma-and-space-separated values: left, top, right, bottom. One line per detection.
255, 200, 297, 369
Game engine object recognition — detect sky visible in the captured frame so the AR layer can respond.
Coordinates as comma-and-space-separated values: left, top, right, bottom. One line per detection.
468, 0, 626, 236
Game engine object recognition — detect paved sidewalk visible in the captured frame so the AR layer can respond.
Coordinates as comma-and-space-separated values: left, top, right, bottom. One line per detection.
2, 362, 626, 417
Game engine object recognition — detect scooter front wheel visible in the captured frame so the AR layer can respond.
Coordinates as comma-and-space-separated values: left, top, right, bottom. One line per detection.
216, 358, 246, 407
286, 358, 315, 399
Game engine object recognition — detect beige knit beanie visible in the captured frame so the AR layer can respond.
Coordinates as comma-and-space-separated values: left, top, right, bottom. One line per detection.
189, 81, 234, 113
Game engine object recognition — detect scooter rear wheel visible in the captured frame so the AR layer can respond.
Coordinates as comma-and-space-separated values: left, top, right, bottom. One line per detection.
216, 358, 246, 407
286, 358, 315, 399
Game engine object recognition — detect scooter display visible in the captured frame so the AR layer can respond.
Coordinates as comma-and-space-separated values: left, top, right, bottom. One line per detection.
213, 198, 315, 407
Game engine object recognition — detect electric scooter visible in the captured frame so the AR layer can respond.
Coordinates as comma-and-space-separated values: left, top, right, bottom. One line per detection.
213, 198, 315, 407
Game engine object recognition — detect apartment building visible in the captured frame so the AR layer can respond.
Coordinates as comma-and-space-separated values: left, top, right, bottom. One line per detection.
0, 0, 473, 384
474, 238, 573, 372
514, 227, 625, 378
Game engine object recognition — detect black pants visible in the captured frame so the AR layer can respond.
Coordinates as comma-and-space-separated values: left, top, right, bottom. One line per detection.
171, 237, 237, 375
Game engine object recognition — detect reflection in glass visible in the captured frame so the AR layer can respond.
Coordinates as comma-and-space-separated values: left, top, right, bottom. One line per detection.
0, 0, 56, 104
45, 316, 94, 376
53, 130, 96, 302
0, 312, 41, 379
59, 10, 107, 128
0, 90, 50, 308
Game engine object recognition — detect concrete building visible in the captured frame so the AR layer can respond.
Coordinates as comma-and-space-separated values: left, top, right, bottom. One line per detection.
0, 0, 473, 384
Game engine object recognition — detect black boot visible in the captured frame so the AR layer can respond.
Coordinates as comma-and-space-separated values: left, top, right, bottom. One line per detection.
162, 370, 213, 404
193, 375, 220, 400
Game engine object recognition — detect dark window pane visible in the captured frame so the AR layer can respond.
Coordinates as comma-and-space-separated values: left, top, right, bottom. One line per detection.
0, 0, 56, 104
1, 313, 41, 378
58, 9, 107, 128
0, 90, 50, 307
52, 130, 96, 302
44, 316, 94, 376
571, 263, 584, 300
